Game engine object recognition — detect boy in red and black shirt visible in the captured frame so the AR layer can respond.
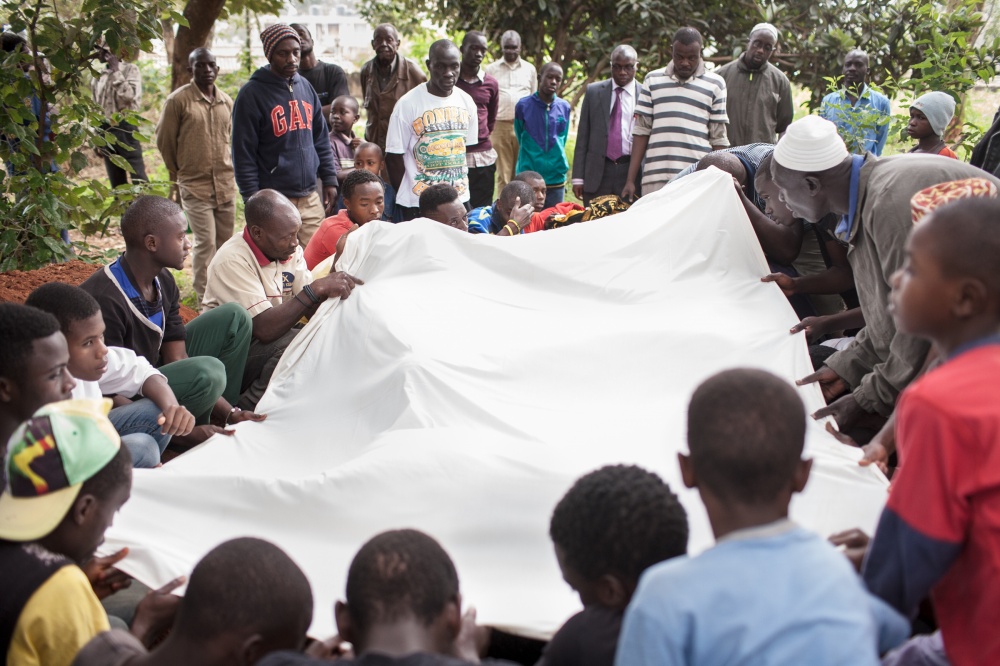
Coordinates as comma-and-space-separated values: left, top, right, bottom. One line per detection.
862, 195, 1000, 665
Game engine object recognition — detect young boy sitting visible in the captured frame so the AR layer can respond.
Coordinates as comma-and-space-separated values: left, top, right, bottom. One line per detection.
304, 169, 385, 270
907, 91, 958, 158
849, 197, 1000, 666
259, 528, 494, 665
541, 464, 688, 666
0, 399, 181, 666
72, 536, 314, 666
354, 141, 395, 222
466, 181, 535, 235
615, 368, 909, 665
0, 303, 75, 476
25, 282, 195, 468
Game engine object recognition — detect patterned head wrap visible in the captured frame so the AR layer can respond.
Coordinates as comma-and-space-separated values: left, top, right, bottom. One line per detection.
910, 178, 998, 224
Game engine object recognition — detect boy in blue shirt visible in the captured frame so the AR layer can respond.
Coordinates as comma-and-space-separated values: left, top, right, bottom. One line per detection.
615, 368, 909, 666
515, 63, 570, 208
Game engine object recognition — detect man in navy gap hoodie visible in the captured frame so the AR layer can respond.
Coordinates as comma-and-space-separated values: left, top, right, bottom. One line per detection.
232, 24, 339, 246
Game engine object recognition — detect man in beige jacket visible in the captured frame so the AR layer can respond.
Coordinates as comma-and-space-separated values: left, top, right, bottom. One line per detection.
156, 48, 235, 306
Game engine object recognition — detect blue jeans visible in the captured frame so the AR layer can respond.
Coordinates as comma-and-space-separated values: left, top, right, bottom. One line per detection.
544, 185, 565, 209
109, 398, 170, 468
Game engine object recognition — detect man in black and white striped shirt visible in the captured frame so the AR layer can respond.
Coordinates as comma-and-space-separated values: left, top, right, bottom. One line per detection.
623, 28, 729, 200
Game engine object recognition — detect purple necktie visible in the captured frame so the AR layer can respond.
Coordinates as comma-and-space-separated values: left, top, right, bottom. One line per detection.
607, 87, 624, 161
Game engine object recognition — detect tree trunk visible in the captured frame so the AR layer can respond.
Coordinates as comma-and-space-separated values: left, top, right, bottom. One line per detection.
161, 18, 175, 67
170, 0, 228, 91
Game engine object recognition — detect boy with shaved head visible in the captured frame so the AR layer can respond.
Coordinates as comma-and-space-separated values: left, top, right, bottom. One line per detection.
835, 197, 1000, 666
80, 196, 262, 442
616, 368, 908, 665
73, 537, 314, 665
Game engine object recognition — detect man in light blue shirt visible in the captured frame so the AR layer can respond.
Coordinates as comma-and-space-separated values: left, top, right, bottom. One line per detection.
614, 368, 909, 666
820, 50, 891, 155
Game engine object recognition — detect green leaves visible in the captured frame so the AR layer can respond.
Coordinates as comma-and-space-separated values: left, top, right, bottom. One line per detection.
0, 0, 172, 270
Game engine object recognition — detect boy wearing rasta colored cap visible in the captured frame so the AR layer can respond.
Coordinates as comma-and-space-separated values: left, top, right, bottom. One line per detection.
0, 399, 181, 666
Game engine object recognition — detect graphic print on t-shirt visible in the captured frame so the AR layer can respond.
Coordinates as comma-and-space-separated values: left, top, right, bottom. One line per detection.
410, 105, 472, 197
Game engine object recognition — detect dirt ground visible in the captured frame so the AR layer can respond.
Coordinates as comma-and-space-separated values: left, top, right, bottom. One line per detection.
0, 259, 199, 323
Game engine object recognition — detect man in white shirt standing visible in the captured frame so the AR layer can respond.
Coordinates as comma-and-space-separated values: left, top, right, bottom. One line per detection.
485, 30, 537, 192
385, 40, 479, 221
572, 45, 644, 206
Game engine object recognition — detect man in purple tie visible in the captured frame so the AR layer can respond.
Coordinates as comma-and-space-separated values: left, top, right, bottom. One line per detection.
572, 45, 644, 206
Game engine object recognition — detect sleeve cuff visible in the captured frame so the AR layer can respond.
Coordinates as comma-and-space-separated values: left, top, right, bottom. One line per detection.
571, 178, 584, 186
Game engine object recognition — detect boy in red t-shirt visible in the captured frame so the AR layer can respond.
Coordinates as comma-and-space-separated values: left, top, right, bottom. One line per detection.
859, 196, 1000, 666
303, 170, 385, 270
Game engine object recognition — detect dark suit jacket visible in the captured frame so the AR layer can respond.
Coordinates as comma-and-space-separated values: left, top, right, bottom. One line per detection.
572, 78, 644, 193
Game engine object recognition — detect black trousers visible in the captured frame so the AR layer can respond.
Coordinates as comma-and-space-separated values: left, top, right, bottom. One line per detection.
467, 162, 497, 209
582, 157, 631, 207
102, 122, 148, 188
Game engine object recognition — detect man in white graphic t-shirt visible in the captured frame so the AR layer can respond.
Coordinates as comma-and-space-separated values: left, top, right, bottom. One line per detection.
386, 39, 479, 221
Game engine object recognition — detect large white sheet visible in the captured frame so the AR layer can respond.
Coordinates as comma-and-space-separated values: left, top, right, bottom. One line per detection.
104, 168, 887, 638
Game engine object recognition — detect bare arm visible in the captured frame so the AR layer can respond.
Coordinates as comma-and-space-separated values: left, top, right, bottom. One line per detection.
159, 340, 188, 365
621, 134, 648, 202
386, 153, 405, 192
251, 272, 364, 344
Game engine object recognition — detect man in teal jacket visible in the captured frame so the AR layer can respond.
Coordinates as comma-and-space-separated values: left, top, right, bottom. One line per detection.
515, 62, 571, 208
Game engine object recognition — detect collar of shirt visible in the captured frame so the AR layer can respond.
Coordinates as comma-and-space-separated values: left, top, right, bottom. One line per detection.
242, 227, 288, 268
716, 518, 796, 544
500, 58, 523, 70
464, 67, 484, 84
949, 333, 1000, 360
834, 154, 865, 240
665, 60, 706, 83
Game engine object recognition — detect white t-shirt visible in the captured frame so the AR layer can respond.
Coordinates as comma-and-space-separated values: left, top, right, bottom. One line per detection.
69, 346, 163, 400
385, 83, 479, 207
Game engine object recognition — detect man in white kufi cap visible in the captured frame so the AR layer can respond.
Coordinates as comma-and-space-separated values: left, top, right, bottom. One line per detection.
715, 22, 793, 146
770, 115, 1000, 431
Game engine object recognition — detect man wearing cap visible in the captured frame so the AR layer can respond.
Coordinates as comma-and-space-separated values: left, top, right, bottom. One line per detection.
820, 49, 891, 155
715, 23, 794, 146
232, 24, 339, 246
907, 91, 958, 158
0, 400, 181, 666
771, 115, 1000, 429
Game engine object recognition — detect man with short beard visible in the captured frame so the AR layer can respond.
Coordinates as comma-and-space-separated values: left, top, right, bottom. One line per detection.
291, 23, 348, 119
232, 24, 339, 246
485, 30, 537, 191
715, 23, 793, 146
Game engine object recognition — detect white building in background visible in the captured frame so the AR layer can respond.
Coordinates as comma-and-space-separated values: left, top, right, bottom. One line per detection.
202, 0, 374, 73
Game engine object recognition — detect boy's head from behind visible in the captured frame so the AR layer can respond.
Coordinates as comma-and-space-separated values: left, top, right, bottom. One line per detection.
550, 465, 688, 610
891, 195, 1000, 346
342, 169, 385, 226
172, 537, 313, 661
336, 528, 462, 656
419, 184, 468, 231
25, 283, 109, 383
0, 399, 131, 564
683, 369, 809, 521
0, 303, 75, 423
120, 195, 191, 270
354, 142, 384, 177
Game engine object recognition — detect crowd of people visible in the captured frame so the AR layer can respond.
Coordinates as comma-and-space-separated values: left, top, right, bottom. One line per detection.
1, 16, 1000, 666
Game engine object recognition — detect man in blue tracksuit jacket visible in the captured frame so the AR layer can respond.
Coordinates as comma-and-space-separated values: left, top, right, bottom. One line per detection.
232, 24, 339, 245
515, 61, 571, 208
